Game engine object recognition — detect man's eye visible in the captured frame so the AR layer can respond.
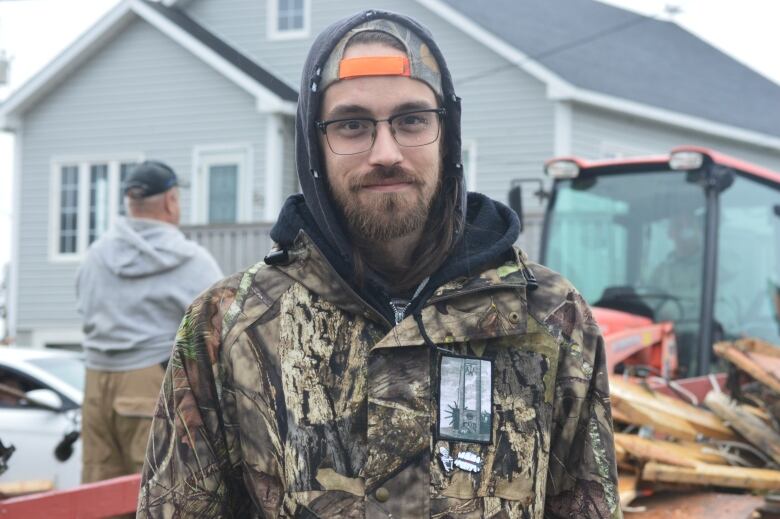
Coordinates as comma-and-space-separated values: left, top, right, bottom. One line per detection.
396, 113, 431, 130
335, 120, 370, 133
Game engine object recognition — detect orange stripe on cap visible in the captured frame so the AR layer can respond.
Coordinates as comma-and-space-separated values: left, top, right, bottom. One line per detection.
338, 56, 411, 80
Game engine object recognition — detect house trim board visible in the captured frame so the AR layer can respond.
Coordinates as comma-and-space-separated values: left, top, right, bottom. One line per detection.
8, 123, 23, 338
463, 139, 478, 192
413, 0, 780, 151
264, 114, 284, 221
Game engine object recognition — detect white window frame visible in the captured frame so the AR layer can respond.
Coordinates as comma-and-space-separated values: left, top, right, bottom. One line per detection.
267, 0, 311, 41
49, 154, 144, 263
191, 144, 253, 225
462, 140, 478, 192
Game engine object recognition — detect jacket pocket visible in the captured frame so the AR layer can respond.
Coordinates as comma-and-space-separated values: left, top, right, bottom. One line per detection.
113, 395, 158, 418
431, 341, 556, 515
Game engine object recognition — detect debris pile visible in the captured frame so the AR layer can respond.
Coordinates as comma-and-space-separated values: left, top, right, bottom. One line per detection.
613, 338, 780, 516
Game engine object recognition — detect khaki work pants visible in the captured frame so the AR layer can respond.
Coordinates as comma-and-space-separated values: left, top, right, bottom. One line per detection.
82, 364, 165, 484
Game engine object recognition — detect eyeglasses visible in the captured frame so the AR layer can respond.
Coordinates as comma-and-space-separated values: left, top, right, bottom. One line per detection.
316, 108, 446, 156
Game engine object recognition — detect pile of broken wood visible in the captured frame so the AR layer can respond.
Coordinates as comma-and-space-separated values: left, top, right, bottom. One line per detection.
613, 338, 780, 514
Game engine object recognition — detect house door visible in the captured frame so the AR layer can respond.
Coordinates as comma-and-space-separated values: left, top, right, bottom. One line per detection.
208, 163, 238, 223
195, 148, 251, 224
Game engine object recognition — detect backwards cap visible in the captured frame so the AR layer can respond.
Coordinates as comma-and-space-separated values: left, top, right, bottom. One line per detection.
319, 18, 443, 97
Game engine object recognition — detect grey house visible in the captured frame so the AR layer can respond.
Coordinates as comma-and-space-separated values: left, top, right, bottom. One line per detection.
2, 0, 780, 349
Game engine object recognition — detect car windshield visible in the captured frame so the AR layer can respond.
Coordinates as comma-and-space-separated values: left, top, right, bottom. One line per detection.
544, 169, 707, 374
27, 357, 85, 393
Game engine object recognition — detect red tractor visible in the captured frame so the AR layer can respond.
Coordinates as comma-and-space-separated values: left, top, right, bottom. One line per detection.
512, 146, 780, 379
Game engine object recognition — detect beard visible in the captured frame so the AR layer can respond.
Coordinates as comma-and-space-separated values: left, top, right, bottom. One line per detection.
332, 165, 441, 242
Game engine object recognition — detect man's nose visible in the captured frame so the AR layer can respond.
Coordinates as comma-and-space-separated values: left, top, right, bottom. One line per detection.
368, 123, 403, 167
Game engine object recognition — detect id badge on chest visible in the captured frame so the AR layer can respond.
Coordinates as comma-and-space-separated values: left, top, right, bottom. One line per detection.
435, 350, 493, 445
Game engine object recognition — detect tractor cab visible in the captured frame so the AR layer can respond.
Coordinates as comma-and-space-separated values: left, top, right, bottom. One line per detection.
514, 147, 780, 377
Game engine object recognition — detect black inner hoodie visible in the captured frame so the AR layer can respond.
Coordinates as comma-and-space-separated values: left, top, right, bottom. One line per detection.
270, 9, 520, 327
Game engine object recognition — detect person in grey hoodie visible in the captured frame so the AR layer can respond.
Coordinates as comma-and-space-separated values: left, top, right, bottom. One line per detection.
76, 160, 222, 484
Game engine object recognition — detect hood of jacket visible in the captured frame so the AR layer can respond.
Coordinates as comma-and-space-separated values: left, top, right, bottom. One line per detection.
273, 192, 520, 325
291, 10, 465, 264
271, 9, 520, 324
94, 217, 199, 278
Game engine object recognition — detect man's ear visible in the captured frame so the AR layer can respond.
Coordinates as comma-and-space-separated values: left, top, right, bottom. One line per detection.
164, 189, 178, 215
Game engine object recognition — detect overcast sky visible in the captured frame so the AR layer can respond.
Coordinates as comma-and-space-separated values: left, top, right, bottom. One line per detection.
1, 0, 780, 336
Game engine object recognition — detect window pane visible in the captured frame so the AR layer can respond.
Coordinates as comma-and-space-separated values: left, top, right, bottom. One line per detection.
546, 171, 706, 374
277, 0, 304, 31
208, 164, 238, 224
89, 164, 109, 244
716, 176, 780, 347
119, 163, 136, 216
59, 166, 79, 254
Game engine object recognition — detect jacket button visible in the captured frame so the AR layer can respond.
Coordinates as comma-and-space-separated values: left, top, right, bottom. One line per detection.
374, 486, 390, 502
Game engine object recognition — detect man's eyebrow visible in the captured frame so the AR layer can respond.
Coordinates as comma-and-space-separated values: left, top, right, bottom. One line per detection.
392, 100, 437, 113
324, 104, 372, 119
324, 100, 437, 120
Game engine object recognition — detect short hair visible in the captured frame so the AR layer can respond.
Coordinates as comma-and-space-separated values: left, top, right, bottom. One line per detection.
345, 30, 406, 53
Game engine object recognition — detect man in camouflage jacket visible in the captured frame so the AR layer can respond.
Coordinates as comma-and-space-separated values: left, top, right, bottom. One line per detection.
138, 10, 621, 519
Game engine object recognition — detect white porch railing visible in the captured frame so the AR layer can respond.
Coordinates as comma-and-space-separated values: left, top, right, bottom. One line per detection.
182, 222, 275, 276
182, 212, 545, 277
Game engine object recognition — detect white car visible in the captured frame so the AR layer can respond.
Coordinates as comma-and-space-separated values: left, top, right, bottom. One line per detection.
0, 347, 83, 489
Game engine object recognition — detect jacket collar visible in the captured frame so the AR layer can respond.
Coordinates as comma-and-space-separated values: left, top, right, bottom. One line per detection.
275, 231, 529, 349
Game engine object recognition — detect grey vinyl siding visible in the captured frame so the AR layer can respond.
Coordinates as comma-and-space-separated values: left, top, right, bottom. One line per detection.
185, 0, 556, 255
570, 104, 780, 170
16, 17, 267, 334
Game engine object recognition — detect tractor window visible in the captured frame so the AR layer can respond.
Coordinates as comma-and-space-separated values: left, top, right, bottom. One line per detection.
545, 169, 706, 374
716, 175, 780, 346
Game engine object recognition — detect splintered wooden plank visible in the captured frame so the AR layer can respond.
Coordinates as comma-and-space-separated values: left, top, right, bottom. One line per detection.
612, 398, 700, 440
713, 342, 780, 394
674, 441, 732, 465
0, 480, 54, 498
618, 472, 640, 509
610, 378, 736, 440
642, 462, 780, 490
615, 433, 698, 468
614, 441, 629, 464
611, 406, 633, 425
614, 434, 728, 467
735, 337, 780, 359
704, 390, 780, 466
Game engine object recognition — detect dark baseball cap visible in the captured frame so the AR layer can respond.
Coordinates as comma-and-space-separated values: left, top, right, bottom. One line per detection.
123, 161, 179, 199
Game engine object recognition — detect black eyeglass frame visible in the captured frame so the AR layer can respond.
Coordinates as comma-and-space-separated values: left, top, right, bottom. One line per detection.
315, 108, 447, 155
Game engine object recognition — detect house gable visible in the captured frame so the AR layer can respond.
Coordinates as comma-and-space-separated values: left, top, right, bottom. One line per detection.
0, 0, 297, 130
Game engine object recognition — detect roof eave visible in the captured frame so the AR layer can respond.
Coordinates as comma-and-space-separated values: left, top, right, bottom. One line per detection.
415, 0, 780, 151
559, 87, 780, 150
0, 0, 296, 128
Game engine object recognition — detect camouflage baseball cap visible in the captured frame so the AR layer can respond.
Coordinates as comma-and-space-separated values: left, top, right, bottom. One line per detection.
320, 18, 443, 97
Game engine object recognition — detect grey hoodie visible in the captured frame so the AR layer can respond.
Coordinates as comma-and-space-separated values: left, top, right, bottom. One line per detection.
76, 217, 222, 371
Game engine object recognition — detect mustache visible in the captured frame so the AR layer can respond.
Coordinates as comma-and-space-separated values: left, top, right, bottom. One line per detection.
348, 166, 421, 191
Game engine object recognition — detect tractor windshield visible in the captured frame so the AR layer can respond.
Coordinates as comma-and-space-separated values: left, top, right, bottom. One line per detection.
545, 168, 780, 375
544, 169, 707, 374
715, 174, 780, 348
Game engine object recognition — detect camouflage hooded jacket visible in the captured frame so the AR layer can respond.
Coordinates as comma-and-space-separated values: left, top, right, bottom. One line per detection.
137, 231, 621, 518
